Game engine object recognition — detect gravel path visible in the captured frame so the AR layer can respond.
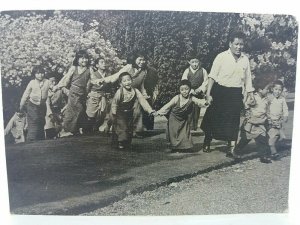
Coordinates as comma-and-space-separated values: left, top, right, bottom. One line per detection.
83, 156, 290, 216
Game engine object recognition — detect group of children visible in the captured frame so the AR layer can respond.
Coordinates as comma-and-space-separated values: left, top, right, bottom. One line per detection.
4, 51, 289, 164
232, 79, 289, 163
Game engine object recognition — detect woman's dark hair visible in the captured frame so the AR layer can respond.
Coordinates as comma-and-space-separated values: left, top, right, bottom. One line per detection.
73, 50, 90, 66
127, 51, 147, 69
118, 72, 132, 83
32, 66, 45, 76
179, 79, 191, 89
229, 31, 246, 43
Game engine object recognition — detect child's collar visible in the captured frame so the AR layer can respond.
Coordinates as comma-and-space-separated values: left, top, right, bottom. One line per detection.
122, 87, 133, 92
35, 78, 45, 82
189, 66, 200, 73
179, 94, 190, 100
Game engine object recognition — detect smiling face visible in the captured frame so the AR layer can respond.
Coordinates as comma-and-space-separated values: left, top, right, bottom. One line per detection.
180, 84, 191, 98
188, 59, 200, 70
35, 72, 45, 81
272, 84, 283, 98
120, 74, 132, 90
229, 38, 244, 58
135, 56, 146, 69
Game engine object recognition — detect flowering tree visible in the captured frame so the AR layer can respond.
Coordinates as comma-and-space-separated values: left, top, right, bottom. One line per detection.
0, 11, 123, 123
239, 14, 298, 90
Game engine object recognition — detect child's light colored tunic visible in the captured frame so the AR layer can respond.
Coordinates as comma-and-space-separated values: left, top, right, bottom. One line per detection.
267, 95, 289, 142
242, 93, 268, 140
5, 113, 27, 143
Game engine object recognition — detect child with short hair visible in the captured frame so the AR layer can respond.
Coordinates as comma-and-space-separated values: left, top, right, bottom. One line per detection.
156, 80, 207, 152
85, 57, 112, 132
232, 79, 272, 163
5, 109, 27, 144
20, 66, 52, 141
110, 72, 155, 149
181, 53, 208, 131
44, 76, 69, 139
267, 80, 289, 159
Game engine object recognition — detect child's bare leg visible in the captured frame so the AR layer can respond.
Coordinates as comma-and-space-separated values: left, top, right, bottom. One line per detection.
269, 136, 279, 155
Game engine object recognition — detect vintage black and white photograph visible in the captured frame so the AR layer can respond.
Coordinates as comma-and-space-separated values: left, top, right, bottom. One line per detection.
0, 8, 298, 218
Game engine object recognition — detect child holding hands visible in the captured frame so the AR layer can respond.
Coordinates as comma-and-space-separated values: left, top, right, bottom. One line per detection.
232, 80, 272, 163
156, 80, 207, 152
110, 72, 155, 149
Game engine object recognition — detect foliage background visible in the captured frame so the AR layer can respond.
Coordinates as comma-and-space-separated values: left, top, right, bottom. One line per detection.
0, 10, 298, 124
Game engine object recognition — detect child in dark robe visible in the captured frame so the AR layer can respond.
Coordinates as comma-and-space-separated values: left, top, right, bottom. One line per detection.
156, 80, 207, 152
110, 72, 155, 149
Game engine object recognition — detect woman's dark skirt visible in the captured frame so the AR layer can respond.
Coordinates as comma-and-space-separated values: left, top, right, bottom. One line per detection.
26, 101, 46, 141
201, 83, 243, 141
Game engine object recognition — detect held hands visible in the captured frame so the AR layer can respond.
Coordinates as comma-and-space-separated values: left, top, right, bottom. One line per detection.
97, 78, 105, 85
247, 95, 256, 106
52, 85, 60, 92
189, 89, 196, 96
206, 95, 213, 105
149, 110, 157, 116
142, 91, 150, 99
150, 110, 164, 117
